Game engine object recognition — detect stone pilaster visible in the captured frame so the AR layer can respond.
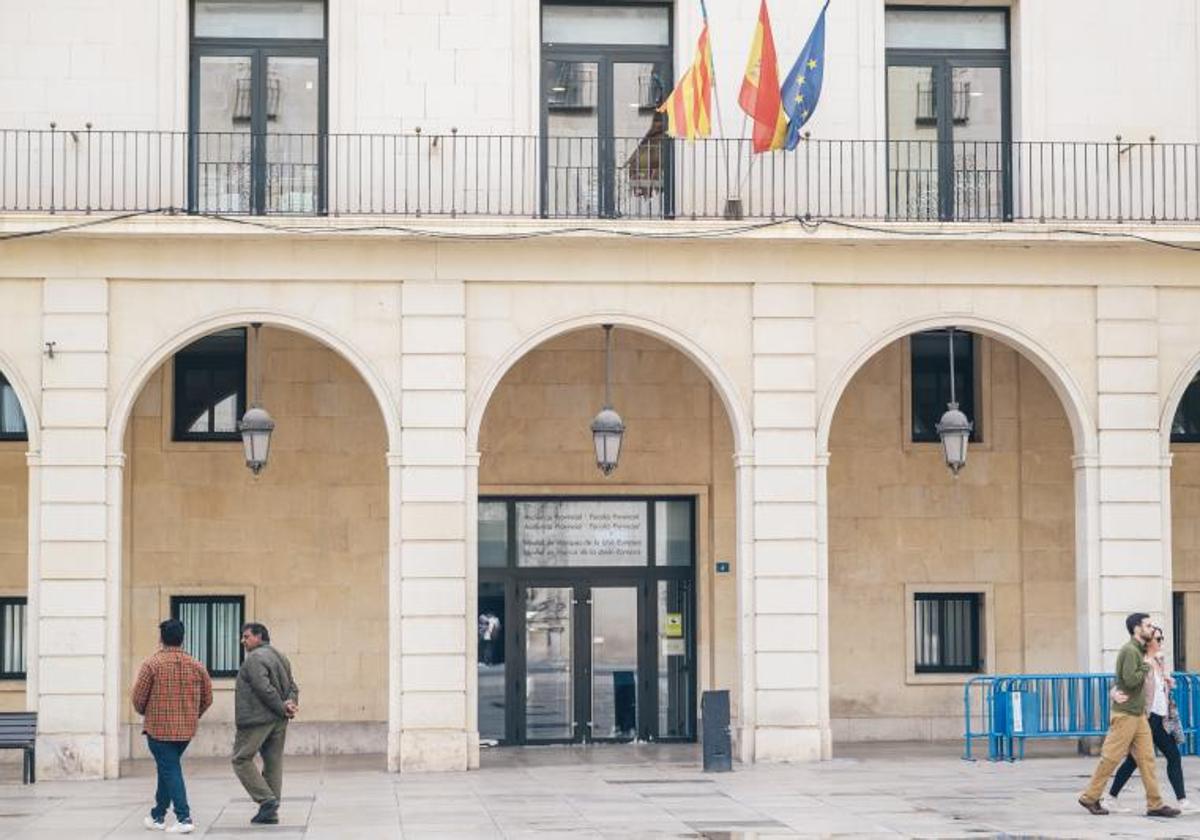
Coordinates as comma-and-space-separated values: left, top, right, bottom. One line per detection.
36, 278, 110, 779
1095, 287, 1164, 667
397, 281, 471, 771
750, 282, 824, 761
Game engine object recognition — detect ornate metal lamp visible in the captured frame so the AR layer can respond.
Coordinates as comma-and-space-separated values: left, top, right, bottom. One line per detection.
935, 327, 973, 476
590, 324, 625, 476
239, 322, 275, 475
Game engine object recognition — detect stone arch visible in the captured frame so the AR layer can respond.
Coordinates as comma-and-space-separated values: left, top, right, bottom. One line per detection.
1161, 351, 1200, 453
818, 313, 1096, 458
0, 349, 40, 453
467, 312, 753, 456
817, 312, 1099, 748
103, 309, 400, 776
107, 309, 400, 456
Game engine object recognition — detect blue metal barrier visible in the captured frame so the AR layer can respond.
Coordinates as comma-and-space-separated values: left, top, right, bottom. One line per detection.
963, 672, 1200, 761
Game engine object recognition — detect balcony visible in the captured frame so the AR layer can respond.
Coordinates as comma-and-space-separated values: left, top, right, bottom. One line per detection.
0, 127, 1195, 224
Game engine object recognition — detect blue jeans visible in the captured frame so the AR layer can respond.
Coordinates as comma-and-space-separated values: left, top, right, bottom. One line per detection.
147, 736, 191, 823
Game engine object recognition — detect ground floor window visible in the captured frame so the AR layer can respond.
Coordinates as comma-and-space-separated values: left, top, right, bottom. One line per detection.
478, 496, 696, 745
911, 330, 979, 443
0, 597, 26, 679
0, 373, 26, 440
171, 594, 245, 677
913, 591, 982, 674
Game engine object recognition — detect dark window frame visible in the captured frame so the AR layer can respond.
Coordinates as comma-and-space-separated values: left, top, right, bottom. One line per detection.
914, 591, 982, 674
0, 372, 28, 443
172, 328, 248, 443
188, 0, 329, 215
1174, 591, 1186, 672
910, 329, 980, 444
539, 1, 674, 219
170, 594, 246, 678
0, 597, 27, 680
1171, 374, 1200, 442
885, 5, 1013, 221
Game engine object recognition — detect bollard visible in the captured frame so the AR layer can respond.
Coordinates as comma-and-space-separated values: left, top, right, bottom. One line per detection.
701, 690, 732, 772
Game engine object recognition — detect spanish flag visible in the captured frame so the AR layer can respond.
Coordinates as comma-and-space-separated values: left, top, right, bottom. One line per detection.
658, 21, 714, 140
738, 0, 788, 152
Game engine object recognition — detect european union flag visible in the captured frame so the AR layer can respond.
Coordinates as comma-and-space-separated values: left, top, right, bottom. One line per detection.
781, 0, 829, 150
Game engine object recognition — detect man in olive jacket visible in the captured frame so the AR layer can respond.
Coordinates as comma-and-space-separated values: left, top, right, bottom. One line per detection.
1079, 612, 1179, 818
233, 622, 299, 826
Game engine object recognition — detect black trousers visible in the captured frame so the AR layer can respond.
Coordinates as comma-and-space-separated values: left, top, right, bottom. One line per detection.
1111, 713, 1186, 801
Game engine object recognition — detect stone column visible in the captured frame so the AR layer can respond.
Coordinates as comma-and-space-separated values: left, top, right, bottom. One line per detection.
750, 282, 824, 761
24, 453, 40, 712
36, 278, 111, 779
397, 281, 471, 771
1095, 287, 1164, 666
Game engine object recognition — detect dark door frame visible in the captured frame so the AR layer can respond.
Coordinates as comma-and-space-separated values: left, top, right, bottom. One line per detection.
885, 8, 1012, 221
539, 46, 673, 218
188, 22, 328, 214
480, 495, 698, 746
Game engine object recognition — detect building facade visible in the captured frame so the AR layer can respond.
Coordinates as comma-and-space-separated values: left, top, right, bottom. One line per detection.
2, 0, 1200, 778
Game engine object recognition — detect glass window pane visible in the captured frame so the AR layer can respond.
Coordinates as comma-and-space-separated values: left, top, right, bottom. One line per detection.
176, 601, 210, 667
654, 501, 693, 566
266, 56, 321, 213
885, 10, 1006, 50
1173, 375, 1200, 440
195, 0, 325, 39
197, 55, 253, 213
0, 376, 26, 436
887, 65, 940, 221
517, 500, 648, 567
591, 587, 638, 740
477, 582, 507, 742
657, 581, 691, 738
478, 502, 509, 568
910, 331, 975, 443
525, 586, 573, 739
614, 62, 668, 218
545, 60, 600, 217
542, 5, 669, 46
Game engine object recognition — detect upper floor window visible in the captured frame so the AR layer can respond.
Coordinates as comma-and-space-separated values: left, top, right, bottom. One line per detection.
885, 7, 1010, 222
0, 373, 27, 441
541, 2, 672, 219
173, 329, 247, 442
190, 1, 328, 215
911, 330, 978, 444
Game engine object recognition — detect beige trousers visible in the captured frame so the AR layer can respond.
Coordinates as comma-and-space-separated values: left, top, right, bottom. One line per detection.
1081, 712, 1163, 810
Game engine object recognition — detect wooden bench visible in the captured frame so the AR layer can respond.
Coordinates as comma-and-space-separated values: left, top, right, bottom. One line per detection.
0, 713, 35, 783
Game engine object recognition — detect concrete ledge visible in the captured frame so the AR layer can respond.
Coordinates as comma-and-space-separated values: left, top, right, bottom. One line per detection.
120, 721, 388, 760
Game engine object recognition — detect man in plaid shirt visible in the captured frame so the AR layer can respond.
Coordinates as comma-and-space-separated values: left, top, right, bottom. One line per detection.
132, 618, 213, 834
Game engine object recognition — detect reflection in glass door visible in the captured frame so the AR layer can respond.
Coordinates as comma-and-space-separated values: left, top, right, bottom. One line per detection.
196, 55, 253, 213
612, 61, 668, 218
886, 65, 939, 221
590, 586, 639, 740
524, 586, 574, 741
544, 60, 600, 217
265, 55, 321, 213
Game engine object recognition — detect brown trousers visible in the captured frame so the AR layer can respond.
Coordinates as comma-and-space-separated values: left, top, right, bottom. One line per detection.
1081, 712, 1163, 810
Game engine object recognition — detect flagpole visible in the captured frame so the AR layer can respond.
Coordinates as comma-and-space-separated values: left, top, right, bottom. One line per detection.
697, 0, 737, 214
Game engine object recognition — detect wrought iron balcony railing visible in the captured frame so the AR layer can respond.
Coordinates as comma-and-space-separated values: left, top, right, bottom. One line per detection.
0, 127, 1195, 224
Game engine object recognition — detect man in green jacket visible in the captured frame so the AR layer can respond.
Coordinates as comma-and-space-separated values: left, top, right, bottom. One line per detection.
1079, 612, 1179, 818
232, 622, 299, 826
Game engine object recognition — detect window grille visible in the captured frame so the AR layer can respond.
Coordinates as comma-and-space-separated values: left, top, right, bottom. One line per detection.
170, 595, 245, 678
914, 592, 982, 673
0, 598, 26, 679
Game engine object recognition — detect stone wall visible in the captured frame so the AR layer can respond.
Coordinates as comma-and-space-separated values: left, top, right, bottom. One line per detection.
477, 328, 739, 711
120, 327, 388, 757
828, 337, 1076, 742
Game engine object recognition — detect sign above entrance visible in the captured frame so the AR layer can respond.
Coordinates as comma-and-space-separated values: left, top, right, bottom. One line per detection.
516, 500, 648, 567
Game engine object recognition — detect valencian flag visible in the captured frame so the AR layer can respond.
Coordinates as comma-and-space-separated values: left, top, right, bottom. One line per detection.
658, 5, 714, 140
738, 0, 788, 153
781, 0, 829, 150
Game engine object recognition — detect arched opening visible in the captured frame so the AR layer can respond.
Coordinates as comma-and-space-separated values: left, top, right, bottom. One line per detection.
823, 327, 1083, 747
115, 324, 391, 767
1167, 361, 1200, 671
0, 368, 31, 726
472, 325, 743, 752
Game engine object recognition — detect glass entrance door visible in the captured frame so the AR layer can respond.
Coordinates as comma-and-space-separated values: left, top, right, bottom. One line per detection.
478, 496, 697, 746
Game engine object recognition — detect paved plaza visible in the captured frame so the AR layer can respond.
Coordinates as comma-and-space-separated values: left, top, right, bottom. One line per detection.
2, 742, 1200, 838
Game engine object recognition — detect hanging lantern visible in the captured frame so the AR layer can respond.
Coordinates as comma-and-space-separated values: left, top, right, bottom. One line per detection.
935, 327, 973, 476
239, 323, 275, 475
590, 324, 625, 476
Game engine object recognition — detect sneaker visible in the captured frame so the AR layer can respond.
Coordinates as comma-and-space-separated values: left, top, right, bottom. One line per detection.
1079, 796, 1109, 815
250, 799, 279, 825
1102, 795, 1131, 814
144, 815, 167, 830
1178, 798, 1200, 813
1147, 805, 1181, 818
166, 822, 194, 835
